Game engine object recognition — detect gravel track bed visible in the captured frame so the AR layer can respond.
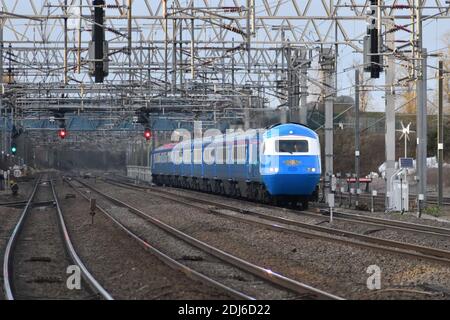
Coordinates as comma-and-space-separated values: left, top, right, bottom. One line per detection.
72, 181, 302, 300
0, 206, 22, 300
335, 206, 450, 228
73, 180, 303, 300
96, 181, 450, 300
155, 187, 450, 252
148, 184, 450, 229
316, 196, 450, 227
328, 194, 384, 210
330, 193, 450, 217
11, 181, 91, 300
0, 180, 34, 204
0, 179, 37, 300
59, 179, 234, 300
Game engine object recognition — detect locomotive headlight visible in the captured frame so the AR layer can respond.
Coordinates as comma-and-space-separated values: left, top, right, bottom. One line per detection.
269, 167, 279, 173
308, 168, 316, 172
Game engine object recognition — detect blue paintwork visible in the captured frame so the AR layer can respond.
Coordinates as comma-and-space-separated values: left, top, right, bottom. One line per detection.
261, 156, 321, 195
265, 124, 318, 139
152, 123, 321, 197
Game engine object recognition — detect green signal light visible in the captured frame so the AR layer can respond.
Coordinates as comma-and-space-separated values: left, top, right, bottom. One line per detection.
11, 146, 17, 154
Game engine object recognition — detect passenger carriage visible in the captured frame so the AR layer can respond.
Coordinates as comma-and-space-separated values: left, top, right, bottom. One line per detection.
151, 123, 321, 209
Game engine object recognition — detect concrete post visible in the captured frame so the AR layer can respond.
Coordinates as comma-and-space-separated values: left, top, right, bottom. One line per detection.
438, 60, 444, 206
321, 48, 335, 203
413, 0, 427, 216
385, 18, 396, 210
416, 48, 428, 215
355, 69, 360, 207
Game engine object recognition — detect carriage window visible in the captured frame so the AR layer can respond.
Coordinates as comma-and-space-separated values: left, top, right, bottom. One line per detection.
236, 143, 246, 164
193, 147, 202, 163
276, 140, 308, 153
217, 145, 224, 164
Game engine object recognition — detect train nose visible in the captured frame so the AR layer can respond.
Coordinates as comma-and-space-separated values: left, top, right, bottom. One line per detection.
260, 155, 321, 196
262, 173, 321, 196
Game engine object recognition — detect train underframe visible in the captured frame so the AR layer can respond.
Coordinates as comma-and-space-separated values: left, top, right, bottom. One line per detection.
152, 174, 317, 210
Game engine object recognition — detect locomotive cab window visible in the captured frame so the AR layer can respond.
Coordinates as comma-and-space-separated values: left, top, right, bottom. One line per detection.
276, 140, 308, 153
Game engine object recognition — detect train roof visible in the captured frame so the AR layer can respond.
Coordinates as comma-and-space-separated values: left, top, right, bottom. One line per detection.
266, 122, 310, 130
265, 123, 318, 139
153, 123, 318, 152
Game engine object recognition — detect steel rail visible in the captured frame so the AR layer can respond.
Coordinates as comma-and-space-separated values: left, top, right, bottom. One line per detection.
3, 176, 112, 300
50, 180, 113, 300
102, 178, 450, 266
64, 178, 254, 300
110, 176, 450, 238
317, 209, 450, 237
2, 177, 41, 300
105, 176, 450, 237
339, 192, 450, 207
220, 194, 450, 238
223, 194, 450, 238
74, 178, 342, 300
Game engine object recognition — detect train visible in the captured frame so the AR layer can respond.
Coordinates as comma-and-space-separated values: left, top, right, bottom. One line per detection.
151, 123, 321, 209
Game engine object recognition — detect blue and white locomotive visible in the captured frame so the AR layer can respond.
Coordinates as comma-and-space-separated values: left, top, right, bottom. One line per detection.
151, 123, 321, 208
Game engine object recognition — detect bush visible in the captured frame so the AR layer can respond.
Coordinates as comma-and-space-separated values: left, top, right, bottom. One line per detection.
423, 205, 442, 217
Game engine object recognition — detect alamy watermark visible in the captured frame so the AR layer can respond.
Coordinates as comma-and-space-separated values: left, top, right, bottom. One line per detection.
66, 265, 81, 290
366, 265, 381, 290
168, 122, 264, 166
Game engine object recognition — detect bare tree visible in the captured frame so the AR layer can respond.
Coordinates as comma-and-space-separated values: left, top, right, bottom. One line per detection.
396, 60, 417, 114
347, 64, 373, 111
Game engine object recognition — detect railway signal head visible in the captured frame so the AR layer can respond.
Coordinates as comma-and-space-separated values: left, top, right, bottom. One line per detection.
363, 1, 382, 79
58, 128, 67, 139
144, 129, 152, 141
11, 144, 17, 155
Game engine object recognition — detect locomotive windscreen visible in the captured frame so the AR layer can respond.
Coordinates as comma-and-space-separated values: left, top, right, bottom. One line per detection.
276, 140, 309, 153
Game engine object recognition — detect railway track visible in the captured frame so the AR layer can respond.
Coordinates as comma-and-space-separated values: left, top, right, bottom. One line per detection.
69, 177, 342, 300
100, 176, 450, 266
0, 200, 58, 208
109, 175, 450, 238
427, 195, 450, 206
2, 176, 112, 300
316, 208, 450, 237
337, 191, 450, 208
